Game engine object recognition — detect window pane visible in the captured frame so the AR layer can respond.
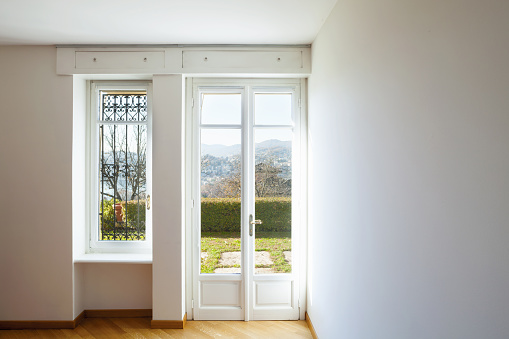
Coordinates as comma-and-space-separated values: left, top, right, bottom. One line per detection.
98, 93, 147, 242
254, 93, 292, 125
254, 129, 292, 274
200, 129, 242, 274
201, 93, 241, 125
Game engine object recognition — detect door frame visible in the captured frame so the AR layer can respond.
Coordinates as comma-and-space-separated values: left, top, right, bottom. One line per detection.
184, 78, 308, 320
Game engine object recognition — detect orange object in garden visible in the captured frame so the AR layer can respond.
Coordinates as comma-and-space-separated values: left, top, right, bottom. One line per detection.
114, 203, 123, 222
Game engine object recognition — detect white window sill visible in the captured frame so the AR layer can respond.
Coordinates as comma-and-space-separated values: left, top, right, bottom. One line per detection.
74, 253, 152, 264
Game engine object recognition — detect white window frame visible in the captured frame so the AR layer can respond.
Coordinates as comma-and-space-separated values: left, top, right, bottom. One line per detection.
87, 81, 153, 253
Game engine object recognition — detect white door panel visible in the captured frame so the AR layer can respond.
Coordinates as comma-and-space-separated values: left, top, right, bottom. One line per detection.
201, 281, 242, 307
255, 281, 292, 306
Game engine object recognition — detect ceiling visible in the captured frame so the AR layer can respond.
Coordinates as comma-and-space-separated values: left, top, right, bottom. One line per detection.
0, 0, 337, 45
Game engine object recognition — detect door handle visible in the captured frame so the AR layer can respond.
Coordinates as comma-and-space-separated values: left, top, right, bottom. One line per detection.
146, 195, 151, 210
249, 214, 262, 236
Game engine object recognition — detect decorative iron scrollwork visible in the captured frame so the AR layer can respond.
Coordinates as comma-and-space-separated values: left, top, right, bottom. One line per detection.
101, 94, 147, 122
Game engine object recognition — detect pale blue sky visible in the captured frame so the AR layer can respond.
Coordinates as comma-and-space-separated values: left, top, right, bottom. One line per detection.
201, 93, 293, 146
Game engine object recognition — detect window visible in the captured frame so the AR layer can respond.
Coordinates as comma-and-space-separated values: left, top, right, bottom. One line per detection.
88, 82, 152, 253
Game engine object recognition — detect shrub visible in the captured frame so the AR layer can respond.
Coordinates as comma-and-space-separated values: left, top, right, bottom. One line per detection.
99, 199, 116, 232
254, 197, 291, 232
201, 197, 291, 232
201, 198, 241, 232
99, 199, 146, 233
121, 200, 146, 231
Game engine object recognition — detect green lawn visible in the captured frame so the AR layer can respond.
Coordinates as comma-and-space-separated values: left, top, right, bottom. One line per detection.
200, 231, 291, 273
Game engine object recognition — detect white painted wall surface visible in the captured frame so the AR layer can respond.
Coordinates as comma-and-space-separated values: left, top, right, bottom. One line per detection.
0, 46, 74, 320
80, 264, 152, 309
152, 75, 185, 321
308, 1, 509, 338
72, 76, 87, 318
73, 264, 84, 317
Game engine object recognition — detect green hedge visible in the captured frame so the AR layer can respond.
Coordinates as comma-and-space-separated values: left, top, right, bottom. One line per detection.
201, 197, 291, 232
121, 200, 146, 229
100, 197, 289, 233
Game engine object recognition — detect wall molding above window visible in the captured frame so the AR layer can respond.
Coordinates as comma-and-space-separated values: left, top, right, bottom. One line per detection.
56, 46, 311, 76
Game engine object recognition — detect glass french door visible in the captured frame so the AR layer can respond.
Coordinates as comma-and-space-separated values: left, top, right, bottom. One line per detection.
190, 79, 304, 321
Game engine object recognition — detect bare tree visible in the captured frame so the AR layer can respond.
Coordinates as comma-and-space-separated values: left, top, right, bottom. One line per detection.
200, 154, 290, 198
101, 125, 147, 202
125, 126, 147, 201
202, 154, 241, 198
255, 162, 291, 197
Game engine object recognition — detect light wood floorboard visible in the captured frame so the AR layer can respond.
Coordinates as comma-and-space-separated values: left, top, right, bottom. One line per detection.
0, 318, 313, 338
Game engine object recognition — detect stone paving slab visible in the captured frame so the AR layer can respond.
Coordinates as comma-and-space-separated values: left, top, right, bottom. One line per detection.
283, 251, 291, 264
214, 251, 277, 273
254, 268, 276, 274
214, 267, 275, 274
254, 251, 273, 265
217, 251, 275, 266
202, 251, 292, 262
214, 267, 241, 274
203, 251, 293, 274
215, 267, 277, 274
218, 251, 241, 266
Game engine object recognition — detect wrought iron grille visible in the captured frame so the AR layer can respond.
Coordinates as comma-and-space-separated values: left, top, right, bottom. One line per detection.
101, 93, 147, 122
98, 92, 147, 241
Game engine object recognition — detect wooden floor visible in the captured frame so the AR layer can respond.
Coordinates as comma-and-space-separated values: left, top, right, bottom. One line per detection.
0, 318, 314, 338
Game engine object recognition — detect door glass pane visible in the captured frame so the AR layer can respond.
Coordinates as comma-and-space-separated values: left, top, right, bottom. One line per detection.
200, 129, 242, 274
254, 129, 292, 274
201, 93, 241, 125
254, 93, 292, 125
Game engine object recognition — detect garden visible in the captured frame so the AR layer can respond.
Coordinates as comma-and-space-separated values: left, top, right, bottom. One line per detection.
200, 197, 292, 273
99, 199, 146, 240
99, 197, 292, 273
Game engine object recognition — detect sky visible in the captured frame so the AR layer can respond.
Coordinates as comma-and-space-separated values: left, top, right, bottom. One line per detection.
201, 93, 294, 146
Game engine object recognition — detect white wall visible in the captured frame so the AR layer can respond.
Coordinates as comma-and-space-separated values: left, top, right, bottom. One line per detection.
80, 264, 152, 309
0, 46, 74, 320
152, 75, 185, 321
308, 1, 509, 338
72, 76, 87, 318
0, 47, 157, 321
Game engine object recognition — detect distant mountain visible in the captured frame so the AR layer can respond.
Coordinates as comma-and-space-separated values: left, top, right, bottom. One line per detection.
201, 144, 242, 157
201, 139, 290, 157
256, 139, 291, 150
